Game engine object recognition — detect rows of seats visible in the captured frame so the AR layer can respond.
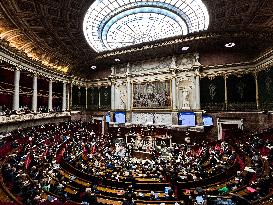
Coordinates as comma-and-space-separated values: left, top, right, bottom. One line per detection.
0, 121, 272, 205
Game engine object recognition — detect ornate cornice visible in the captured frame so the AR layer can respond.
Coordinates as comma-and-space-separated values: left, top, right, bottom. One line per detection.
0, 39, 69, 73
95, 31, 273, 59
200, 48, 273, 78
0, 43, 69, 82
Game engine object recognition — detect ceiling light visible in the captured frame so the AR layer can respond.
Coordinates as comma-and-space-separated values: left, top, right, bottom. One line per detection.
225, 42, 235, 48
181, 46, 189, 51
91, 65, 96, 69
115, 58, 120, 62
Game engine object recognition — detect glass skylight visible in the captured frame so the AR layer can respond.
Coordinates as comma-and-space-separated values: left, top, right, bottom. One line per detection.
83, 0, 209, 52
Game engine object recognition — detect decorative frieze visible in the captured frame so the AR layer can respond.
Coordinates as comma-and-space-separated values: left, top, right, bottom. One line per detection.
0, 47, 68, 82
131, 112, 172, 126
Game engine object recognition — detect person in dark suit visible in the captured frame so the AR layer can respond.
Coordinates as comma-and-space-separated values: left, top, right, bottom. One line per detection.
122, 193, 135, 205
81, 189, 97, 205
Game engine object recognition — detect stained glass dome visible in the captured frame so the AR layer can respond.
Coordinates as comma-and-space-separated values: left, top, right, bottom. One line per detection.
83, 0, 209, 52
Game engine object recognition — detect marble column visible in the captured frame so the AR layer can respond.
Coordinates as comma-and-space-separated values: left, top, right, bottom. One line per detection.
66, 83, 70, 111
254, 73, 259, 110
62, 82, 67, 111
86, 86, 88, 110
13, 69, 20, 111
195, 74, 200, 109
48, 79, 53, 111
111, 82, 115, 110
70, 84, 73, 110
172, 76, 177, 110
98, 87, 101, 109
32, 75, 37, 112
224, 75, 228, 110
127, 78, 131, 111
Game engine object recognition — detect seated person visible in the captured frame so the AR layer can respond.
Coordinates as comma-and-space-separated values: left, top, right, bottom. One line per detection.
195, 195, 206, 205
81, 188, 97, 205
165, 189, 176, 200
122, 193, 135, 205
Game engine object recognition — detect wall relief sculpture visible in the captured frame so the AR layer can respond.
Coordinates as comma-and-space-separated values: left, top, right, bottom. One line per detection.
131, 112, 172, 125
176, 53, 200, 70
115, 80, 127, 110
176, 77, 194, 109
131, 56, 172, 73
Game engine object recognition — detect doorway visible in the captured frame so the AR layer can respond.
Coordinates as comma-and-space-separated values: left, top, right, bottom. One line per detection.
217, 118, 243, 140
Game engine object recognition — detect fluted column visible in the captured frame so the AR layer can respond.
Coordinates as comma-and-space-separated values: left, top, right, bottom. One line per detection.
127, 78, 131, 111
66, 83, 70, 111
254, 73, 259, 110
224, 75, 228, 110
13, 69, 20, 111
195, 69, 200, 109
62, 82, 67, 111
70, 84, 73, 110
48, 79, 53, 111
111, 82, 115, 110
32, 75, 37, 112
86, 86, 88, 110
172, 75, 177, 110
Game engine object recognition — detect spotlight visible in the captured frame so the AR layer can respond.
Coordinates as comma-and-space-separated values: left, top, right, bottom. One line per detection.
225, 42, 235, 48
91, 65, 96, 70
115, 58, 120, 62
181, 46, 189, 51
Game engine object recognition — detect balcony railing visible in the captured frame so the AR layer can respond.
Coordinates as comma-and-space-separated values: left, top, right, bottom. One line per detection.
0, 112, 70, 124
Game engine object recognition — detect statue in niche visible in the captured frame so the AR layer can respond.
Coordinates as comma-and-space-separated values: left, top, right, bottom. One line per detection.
179, 89, 190, 109
182, 89, 190, 108
177, 79, 192, 109
116, 84, 126, 109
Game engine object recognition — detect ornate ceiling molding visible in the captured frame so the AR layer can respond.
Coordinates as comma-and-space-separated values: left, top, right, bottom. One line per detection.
200, 47, 273, 78
1, 0, 273, 76
0, 43, 69, 82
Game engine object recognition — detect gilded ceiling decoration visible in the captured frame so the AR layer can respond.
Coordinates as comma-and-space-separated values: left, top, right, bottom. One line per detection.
0, 0, 273, 77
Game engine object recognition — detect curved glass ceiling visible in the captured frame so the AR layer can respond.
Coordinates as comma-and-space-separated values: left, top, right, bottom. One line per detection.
83, 0, 209, 52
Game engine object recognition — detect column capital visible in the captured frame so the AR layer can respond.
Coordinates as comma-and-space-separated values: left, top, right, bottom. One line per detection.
194, 67, 201, 77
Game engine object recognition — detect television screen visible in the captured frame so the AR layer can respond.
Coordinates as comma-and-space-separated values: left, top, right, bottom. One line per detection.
203, 115, 213, 126
114, 112, 126, 123
105, 113, 111, 123
164, 187, 172, 194
178, 112, 196, 126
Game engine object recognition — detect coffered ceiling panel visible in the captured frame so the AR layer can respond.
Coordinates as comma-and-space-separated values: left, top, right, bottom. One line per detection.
0, 0, 273, 77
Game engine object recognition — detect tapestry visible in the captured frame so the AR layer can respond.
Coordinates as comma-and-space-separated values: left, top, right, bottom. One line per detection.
87, 87, 99, 110
132, 81, 171, 109
100, 86, 111, 110
200, 76, 225, 110
227, 74, 256, 103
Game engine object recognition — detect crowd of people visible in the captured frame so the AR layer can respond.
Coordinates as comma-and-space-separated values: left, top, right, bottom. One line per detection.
0, 105, 63, 116
0, 120, 271, 205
